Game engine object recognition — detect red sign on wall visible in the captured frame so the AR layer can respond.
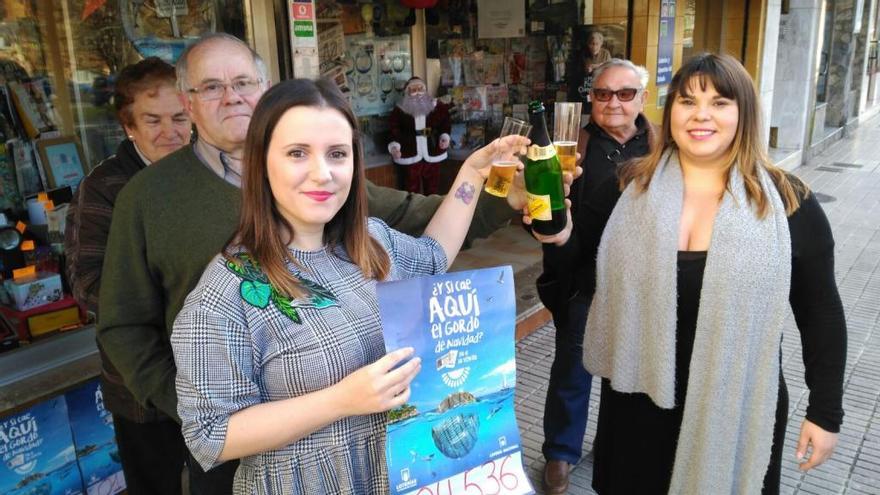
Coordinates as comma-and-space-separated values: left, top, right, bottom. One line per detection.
291, 2, 313, 20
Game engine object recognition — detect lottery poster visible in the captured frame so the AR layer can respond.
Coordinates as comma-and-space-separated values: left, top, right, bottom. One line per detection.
0, 397, 84, 495
378, 266, 533, 495
65, 380, 125, 495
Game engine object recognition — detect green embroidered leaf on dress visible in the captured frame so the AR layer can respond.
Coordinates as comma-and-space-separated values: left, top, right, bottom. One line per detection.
225, 251, 337, 322
300, 278, 337, 309
225, 253, 268, 283
240, 280, 271, 309
225, 258, 248, 278
270, 290, 301, 324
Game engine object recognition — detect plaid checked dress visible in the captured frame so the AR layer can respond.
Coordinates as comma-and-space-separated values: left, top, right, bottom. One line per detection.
172, 219, 447, 494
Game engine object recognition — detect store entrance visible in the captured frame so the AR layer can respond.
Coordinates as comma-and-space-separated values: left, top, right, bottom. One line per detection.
810, 0, 840, 151
681, 0, 749, 64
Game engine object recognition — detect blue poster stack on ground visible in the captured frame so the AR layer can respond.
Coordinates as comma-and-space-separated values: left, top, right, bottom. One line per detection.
0, 396, 84, 495
378, 265, 534, 495
65, 380, 126, 495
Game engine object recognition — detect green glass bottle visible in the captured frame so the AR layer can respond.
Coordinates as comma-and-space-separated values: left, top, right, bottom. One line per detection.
525, 101, 566, 235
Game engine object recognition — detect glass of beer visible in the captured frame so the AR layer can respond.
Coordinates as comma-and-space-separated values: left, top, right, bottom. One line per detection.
485, 117, 532, 198
553, 102, 582, 174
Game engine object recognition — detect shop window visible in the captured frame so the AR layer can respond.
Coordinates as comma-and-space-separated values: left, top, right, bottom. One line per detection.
425, 0, 627, 152
315, 0, 414, 167
0, 0, 249, 359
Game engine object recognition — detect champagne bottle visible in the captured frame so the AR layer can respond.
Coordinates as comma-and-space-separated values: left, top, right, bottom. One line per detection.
525, 101, 566, 235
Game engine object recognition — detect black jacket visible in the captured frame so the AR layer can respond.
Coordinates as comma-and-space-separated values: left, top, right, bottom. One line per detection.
536, 115, 654, 314
64, 139, 166, 422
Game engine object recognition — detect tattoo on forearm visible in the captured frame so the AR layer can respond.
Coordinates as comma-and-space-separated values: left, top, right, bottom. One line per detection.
454, 182, 476, 205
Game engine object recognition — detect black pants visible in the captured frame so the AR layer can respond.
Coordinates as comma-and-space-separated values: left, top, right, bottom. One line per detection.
114, 416, 239, 495
187, 453, 239, 495
113, 416, 187, 495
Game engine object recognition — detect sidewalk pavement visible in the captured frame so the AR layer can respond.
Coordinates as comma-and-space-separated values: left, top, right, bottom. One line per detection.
509, 116, 880, 494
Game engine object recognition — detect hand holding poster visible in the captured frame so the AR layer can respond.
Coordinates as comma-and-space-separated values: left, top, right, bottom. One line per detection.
378, 266, 534, 495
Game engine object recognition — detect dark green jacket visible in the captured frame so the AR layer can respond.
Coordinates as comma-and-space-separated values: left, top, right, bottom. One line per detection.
98, 145, 515, 421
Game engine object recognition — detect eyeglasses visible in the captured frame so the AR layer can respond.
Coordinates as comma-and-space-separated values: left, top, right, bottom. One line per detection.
187, 78, 262, 101
591, 87, 641, 102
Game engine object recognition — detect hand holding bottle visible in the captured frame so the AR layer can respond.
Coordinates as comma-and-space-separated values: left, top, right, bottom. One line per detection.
524, 101, 567, 235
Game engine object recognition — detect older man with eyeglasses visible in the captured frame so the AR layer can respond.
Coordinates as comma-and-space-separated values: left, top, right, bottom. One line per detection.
536, 59, 656, 494
96, 33, 267, 494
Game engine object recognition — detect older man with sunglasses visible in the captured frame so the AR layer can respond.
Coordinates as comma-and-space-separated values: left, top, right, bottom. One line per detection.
537, 59, 656, 494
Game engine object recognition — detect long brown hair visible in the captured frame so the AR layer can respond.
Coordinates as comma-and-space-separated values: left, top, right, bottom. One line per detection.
226, 78, 390, 298
620, 53, 805, 217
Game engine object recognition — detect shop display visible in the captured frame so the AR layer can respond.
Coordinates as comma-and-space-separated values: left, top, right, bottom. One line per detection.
0, 295, 81, 341
8, 81, 56, 139
3, 271, 63, 312
8, 140, 42, 201
118, 0, 220, 63
387, 77, 451, 194
35, 137, 86, 192
477, 0, 526, 39
346, 34, 412, 116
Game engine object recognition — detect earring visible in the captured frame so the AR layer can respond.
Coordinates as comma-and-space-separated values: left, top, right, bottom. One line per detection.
128, 135, 134, 140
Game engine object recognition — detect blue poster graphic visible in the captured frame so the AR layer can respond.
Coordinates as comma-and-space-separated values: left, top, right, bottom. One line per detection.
0, 396, 84, 495
65, 380, 126, 495
378, 266, 534, 495
43, 141, 85, 191
656, 0, 676, 86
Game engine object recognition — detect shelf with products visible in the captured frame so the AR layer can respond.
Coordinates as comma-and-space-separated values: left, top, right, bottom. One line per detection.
425, 0, 629, 147
315, 0, 417, 170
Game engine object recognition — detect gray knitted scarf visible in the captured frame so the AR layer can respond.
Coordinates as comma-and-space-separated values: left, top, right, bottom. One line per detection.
584, 150, 792, 494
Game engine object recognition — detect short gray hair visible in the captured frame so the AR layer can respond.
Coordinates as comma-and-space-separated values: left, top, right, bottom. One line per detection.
591, 59, 650, 90
588, 31, 605, 43
175, 33, 268, 93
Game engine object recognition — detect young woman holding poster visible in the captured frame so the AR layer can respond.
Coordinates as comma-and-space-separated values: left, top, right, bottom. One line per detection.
170, 78, 529, 493
533, 53, 846, 494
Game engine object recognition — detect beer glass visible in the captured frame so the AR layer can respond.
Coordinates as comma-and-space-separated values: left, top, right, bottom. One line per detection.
485, 117, 532, 198
553, 102, 582, 174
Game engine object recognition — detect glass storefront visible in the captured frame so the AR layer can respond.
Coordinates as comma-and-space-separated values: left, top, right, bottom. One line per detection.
311, 0, 631, 180
0, 0, 254, 411
0, 0, 641, 413
0, 0, 248, 171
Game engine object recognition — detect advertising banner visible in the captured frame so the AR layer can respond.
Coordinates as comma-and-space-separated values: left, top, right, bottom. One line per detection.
0, 396, 84, 495
378, 266, 533, 495
66, 380, 126, 495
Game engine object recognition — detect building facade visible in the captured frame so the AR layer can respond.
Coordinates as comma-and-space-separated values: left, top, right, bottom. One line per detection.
2, 0, 878, 420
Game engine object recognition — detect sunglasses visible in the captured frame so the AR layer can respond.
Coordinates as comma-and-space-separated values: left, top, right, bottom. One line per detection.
591, 87, 641, 102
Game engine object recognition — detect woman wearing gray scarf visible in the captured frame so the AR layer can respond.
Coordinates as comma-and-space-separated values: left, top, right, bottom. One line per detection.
531, 53, 846, 494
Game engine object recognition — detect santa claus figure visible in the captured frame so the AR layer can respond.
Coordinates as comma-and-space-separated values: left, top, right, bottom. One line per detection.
387, 77, 451, 194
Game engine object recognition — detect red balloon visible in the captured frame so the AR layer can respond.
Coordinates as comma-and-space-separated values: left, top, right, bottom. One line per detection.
401, 0, 438, 8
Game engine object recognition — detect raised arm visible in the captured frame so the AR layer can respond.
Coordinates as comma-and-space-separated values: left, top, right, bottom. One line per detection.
366, 180, 517, 247
423, 135, 529, 266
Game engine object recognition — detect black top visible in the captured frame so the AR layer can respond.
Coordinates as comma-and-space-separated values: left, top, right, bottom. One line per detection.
591, 252, 711, 494
537, 115, 653, 310
545, 171, 847, 432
